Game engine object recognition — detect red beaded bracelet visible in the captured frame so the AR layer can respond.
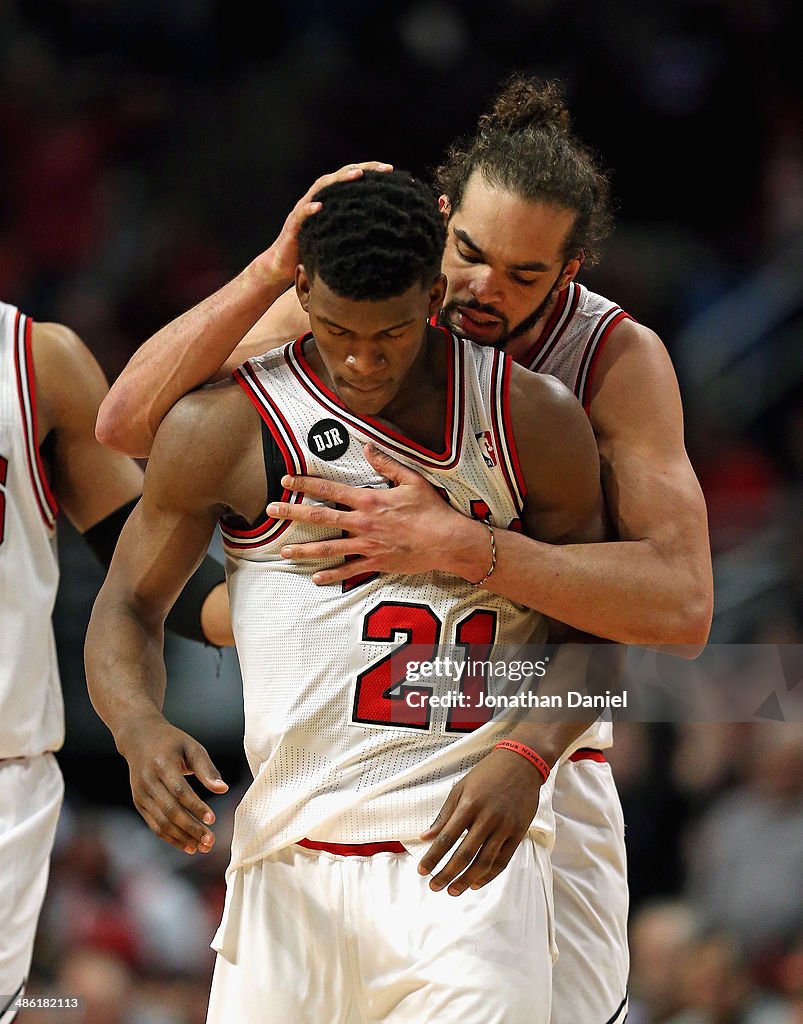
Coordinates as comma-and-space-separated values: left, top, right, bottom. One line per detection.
494, 740, 551, 784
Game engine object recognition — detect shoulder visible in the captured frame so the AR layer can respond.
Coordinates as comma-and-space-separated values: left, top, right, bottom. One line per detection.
217, 290, 309, 379
503, 359, 602, 542
148, 377, 261, 511
31, 320, 105, 384
590, 317, 680, 402
29, 321, 110, 440
217, 339, 296, 382
506, 359, 599, 507
156, 376, 255, 458
508, 358, 590, 442
587, 317, 684, 445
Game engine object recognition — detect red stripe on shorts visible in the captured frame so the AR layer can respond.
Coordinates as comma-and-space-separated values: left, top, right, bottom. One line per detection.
297, 838, 407, 856
569, 748, 606, 763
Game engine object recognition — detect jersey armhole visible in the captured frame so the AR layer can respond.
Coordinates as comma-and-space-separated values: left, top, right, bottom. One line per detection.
261, 418, 285, 505
13, 312, 59, 529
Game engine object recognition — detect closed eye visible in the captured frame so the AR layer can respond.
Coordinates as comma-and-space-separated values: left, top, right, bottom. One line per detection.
456, 246, 483, 265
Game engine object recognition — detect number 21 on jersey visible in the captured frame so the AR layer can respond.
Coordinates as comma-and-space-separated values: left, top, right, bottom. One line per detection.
352, 601, 498, 733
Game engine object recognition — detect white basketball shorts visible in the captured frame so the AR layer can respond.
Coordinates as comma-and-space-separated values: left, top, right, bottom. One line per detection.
207, 834, 554, 1024
0, 753, 63, 1024
551, 753, 629, 1024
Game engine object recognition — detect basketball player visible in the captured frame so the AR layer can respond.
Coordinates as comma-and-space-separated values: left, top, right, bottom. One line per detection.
0, 307, 232, 1024
85, 170, 608, 1023
92, 82, 713, 1024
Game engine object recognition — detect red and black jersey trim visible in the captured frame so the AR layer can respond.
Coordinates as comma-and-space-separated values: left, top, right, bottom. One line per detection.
285, 329, 466, 469
221, 360, 308, 549
13, 312, 58, 530
520, 282, 578, 372
489, 349, 526, 512
575, 306, 632, 413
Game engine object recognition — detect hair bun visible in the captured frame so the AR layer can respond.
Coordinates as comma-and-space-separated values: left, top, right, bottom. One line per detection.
480, 75, 571, 135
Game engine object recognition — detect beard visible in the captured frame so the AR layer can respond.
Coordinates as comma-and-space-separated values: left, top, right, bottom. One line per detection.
439, 269, 564, 350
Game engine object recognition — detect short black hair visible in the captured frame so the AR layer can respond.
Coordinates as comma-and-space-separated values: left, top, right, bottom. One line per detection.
436, 76, 613, 265
298, 170, 446, 300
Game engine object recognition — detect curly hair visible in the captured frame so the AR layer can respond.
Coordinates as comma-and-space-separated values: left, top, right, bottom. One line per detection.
435, 76, 613, 264
297, 170, 446, 300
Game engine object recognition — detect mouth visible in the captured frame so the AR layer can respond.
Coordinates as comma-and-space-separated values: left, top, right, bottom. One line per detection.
339, 378, 390, 395
450, 306, 505, 340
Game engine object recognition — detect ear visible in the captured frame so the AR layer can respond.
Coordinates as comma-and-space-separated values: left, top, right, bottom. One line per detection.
557, 255, 583, 291
295, 265, 312, 312
438, 194, 452, 223
428, 273, 447, 316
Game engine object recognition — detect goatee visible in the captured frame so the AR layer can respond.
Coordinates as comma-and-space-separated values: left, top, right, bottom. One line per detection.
439, 270, 564, 349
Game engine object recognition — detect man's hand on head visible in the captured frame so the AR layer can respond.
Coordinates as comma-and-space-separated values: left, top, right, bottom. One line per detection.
258, 162, 394, 284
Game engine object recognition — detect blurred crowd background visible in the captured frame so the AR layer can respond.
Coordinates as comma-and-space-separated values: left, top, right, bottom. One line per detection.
1, 0, 801, 1021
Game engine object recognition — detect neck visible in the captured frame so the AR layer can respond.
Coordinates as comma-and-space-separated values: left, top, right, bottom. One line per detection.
380, 326, 440, 421
375, 330, 449, 451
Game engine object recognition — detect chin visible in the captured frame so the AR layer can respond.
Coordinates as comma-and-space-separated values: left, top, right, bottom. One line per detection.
346, 394, 390, 417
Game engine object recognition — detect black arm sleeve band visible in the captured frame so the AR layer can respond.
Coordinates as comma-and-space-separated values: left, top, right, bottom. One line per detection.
165, 552, 227, 646
82, 498, 227, 645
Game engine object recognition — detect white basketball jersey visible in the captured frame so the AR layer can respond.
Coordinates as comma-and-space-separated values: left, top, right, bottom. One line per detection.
519, 281, 633, 757
518, 281, 632, 413
222, 330, 552, 870
0, 302, 63, 759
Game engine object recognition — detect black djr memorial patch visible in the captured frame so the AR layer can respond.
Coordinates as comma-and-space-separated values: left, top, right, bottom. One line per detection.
307, 419, 350, 461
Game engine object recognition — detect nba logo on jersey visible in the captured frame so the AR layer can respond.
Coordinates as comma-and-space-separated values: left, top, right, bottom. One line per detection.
475, 431, 497, 468
307, 419, 350, 461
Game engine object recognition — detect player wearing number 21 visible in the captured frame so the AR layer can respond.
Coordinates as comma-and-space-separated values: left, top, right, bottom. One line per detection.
85, 171, 604, 1023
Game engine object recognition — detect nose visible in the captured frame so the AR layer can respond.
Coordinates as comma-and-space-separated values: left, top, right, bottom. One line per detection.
345, 342, 387, 376
467, 264, 504, 305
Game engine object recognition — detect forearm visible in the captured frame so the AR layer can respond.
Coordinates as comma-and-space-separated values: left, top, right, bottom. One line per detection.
443, 518, 710, 647
85, 593, 170, 753
505, 720, 593, 769
502, 641, 622, 765
96, 257, 288, 457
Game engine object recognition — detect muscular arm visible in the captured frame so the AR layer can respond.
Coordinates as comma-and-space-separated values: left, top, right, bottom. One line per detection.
95, 261, 294, 458
34, 321, 144, 528
85, 385, 262, 852
96, 163, 390, 458
33, 321, 233, 647
461, 325, 712, 645
584, 321, 713, 645
480, 324, 711, 645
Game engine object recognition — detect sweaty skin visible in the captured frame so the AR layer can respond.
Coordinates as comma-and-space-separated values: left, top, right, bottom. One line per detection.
86, 277, 608, 892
